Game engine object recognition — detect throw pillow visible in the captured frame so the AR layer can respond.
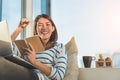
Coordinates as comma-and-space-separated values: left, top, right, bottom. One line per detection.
63, 36, 79, 80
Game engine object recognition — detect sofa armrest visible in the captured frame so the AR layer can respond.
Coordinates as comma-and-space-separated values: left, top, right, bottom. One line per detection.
78, 68, 120, 80
0, 57, 38, 80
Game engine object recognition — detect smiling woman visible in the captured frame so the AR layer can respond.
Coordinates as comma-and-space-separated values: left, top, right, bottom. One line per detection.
11, 14, 67, 80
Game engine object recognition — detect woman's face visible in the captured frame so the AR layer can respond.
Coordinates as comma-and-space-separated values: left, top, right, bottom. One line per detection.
36, 18, 55, 41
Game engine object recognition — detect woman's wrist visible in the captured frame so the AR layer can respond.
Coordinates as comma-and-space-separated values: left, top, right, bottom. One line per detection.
17, 26, 24, 32
31, 59, 39, 65
11, 26, 23, 42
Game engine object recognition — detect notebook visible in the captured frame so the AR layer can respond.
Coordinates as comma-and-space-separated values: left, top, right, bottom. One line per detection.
0, 20, 36, 69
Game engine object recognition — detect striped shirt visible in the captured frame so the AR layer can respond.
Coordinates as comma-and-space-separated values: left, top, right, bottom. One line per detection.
13, 42, 67, 80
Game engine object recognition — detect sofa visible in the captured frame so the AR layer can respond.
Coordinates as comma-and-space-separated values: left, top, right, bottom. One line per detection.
0, 57, 38, 80
0, 37, 120, 80
0, 37, 79, 80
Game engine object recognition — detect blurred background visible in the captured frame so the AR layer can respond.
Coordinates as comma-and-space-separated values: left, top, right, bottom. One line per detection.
1, 0, 120, 67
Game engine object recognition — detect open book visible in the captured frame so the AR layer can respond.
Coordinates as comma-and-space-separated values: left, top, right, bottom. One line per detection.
14, 35, 45, 55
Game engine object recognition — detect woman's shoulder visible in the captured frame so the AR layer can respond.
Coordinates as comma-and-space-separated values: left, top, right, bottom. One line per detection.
52, 42, 66, 54
54, 42, 65, 48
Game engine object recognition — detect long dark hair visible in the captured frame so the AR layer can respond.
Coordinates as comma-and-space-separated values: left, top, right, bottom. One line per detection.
33, 14, 58, 49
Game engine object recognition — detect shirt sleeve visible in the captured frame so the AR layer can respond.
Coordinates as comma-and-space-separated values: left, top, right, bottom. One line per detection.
12, 43, 28, 60
48, 43, 67, 80
12, 43, 21, 56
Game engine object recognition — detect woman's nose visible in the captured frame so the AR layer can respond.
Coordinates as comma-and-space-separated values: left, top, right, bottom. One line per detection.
41, 25, 47, 30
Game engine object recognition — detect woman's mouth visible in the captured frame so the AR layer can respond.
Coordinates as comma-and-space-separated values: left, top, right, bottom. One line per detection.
41, 31, 49, 34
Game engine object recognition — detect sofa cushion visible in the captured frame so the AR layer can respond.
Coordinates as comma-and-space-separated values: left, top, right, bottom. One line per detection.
0, 57, 38, 80
63, 37, 79, 80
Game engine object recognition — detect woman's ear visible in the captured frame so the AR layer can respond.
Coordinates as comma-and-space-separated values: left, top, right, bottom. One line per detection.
52, 26, 55, 32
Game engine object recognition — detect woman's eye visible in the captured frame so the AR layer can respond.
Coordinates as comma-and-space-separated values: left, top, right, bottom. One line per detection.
46, 24, 51, 26
38, 24, 42, 27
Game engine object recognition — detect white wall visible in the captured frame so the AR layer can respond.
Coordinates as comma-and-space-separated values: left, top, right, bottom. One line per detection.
51, 0, 120, 59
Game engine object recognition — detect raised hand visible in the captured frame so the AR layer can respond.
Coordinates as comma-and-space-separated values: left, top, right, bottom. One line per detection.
19, 18, 30, 29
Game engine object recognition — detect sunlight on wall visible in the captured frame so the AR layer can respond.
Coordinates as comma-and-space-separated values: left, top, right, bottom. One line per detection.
51, 0, 120, 67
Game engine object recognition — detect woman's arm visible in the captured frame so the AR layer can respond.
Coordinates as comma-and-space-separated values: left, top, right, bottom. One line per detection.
31, 60, 51, 76
48, 43, 67, 80
11, 18, 30, 42
24, 43, 67, 80
11, 26, 23, 42
24, 44, 51, 76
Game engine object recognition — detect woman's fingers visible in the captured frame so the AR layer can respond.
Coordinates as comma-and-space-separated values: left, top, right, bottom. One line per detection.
19, 18, 30, 28
24, 48, 32, 54
21, 18, 30, 24
23, 47, 36, 64
28, 42, 35, 52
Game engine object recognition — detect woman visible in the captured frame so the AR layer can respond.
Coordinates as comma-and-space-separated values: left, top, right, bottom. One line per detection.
11, 14, 67, 80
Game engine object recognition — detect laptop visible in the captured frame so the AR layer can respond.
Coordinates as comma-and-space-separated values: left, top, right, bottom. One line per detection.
0, 20, 36, 69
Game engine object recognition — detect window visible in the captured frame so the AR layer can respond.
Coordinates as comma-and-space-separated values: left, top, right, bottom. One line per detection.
2, 0, 21, 39
41, 0, 51, 16
0, 0, 2, 21
1, 0, 51, 39
33, 0, 41, 19
33, 0, 51, 19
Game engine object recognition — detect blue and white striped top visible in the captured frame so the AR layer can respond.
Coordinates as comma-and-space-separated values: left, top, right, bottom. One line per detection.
13, 42, 67, 80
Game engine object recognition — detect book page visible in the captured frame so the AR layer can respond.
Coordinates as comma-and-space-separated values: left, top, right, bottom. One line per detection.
25, 35, 45, 53
14, 40, 28, 55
